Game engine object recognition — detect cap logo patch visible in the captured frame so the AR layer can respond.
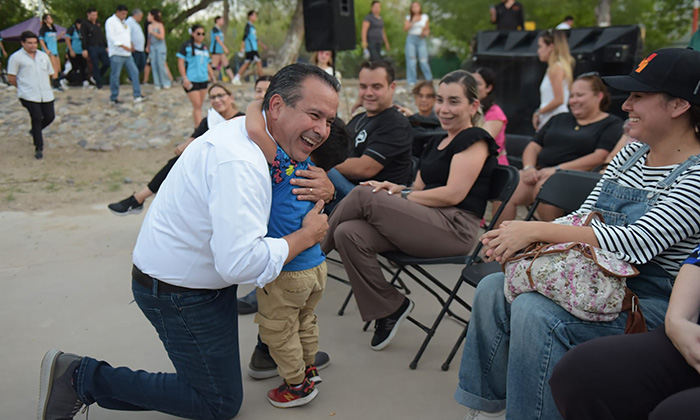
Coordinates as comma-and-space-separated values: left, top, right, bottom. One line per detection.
635, 53, 657, 73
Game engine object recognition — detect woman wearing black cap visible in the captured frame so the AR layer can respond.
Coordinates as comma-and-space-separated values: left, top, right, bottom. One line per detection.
548, 51, 700, 419
455, 48, 700, 420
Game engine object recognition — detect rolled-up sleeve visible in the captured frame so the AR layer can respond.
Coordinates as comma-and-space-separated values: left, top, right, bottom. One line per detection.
208, 159, 289, 287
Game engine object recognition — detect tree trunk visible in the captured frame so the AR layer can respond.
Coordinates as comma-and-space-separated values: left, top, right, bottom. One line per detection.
222, 0, 230, 33
170, 0, 221, 30
596, 0, 612, 27
269, 0, 305, 70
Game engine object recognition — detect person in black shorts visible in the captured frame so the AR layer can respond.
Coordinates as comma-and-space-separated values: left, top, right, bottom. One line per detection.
176, 24, 215, 126
232, 10, 267, 85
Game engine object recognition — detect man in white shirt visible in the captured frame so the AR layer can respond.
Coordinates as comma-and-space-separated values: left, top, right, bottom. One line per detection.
125, 9, 146, 77
105, 4, 142, 104
7, 31, 55, 160
37, 63, 340, 420
555, 16, 574, 30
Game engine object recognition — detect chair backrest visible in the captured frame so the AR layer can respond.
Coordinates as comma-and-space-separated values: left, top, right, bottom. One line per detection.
524, 169, 603, 221
465, 165, 520, 264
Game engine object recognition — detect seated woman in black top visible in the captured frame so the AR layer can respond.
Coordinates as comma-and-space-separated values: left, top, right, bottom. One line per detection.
107, 83, 245, 215
321, 70, 498, 351
498, 73, 624, 222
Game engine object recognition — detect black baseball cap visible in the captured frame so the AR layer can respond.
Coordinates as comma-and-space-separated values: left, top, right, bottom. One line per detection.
603, 48, 700, 105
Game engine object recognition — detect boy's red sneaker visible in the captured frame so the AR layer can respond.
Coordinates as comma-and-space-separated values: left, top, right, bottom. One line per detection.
305, 364, 322, 384
267, 377, 318, 408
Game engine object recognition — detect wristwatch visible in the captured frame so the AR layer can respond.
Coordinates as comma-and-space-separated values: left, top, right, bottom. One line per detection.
401, 189, 412, 200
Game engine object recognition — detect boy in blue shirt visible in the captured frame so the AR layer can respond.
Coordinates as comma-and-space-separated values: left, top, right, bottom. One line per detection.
246, 102, 350, 408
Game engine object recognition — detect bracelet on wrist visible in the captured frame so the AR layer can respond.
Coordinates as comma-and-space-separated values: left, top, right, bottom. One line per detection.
523, 165, 535, 171
401, 189, 412, 200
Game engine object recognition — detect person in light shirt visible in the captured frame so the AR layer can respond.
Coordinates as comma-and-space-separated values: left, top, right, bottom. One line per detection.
105, 4, 143, 104
37, 63, 339, 420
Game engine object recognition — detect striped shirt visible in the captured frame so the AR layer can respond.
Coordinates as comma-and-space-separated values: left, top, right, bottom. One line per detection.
576, 142, 700, 276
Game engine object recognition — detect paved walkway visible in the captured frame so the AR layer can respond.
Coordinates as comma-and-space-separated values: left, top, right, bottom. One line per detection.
1, 205, 476, 419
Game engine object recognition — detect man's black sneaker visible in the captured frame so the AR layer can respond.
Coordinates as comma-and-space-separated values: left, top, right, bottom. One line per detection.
35, 150, 43, 160
237, 289, 258, 315
38, 349, 85, 420
248, 347, 330, 379
107, 195, 144, 216
110, 99, 122, 105
370, 298, 415, 351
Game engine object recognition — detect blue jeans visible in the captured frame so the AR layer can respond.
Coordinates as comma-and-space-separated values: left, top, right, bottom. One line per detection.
109, 55, 142, 101
455, 264, 672, 419
87, 46, 110, 88
132, 51, 147, 74
326, 168, 357, 214
149, 43, 171, 88
405, 35, 432, 86
74, 278, 243, 419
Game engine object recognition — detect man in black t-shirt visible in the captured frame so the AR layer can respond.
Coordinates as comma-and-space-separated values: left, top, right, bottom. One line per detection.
328, 60, 412, 205
490, 0, 524, 31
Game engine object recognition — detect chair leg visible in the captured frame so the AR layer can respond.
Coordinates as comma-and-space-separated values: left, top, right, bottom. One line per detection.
408, 274, 469, 370
338, 289, 354, 316
442, 321, 468, 371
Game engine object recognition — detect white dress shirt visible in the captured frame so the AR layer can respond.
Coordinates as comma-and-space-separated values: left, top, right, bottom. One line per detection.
133, 117, 289, 289
7, 48, 54, 103
126, 16, 145, 52
105, 14, 132, 57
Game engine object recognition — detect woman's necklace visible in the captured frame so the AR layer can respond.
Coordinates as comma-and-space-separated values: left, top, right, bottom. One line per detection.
575, 111, 604, 131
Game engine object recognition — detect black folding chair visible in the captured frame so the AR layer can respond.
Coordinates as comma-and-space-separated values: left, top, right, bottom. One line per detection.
441, 169, 603, 370
333, 165, 519, 369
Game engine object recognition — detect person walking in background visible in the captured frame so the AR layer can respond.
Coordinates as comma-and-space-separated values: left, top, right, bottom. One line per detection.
232, 10, 267, 85
147, 9, 170, 90
65, 19, 90, 88
210, 16, 236, 82
126, 9, 147, 78
105, 4, 143, 105
7, 31, 56, 160
38, 14, 64, 92
0, 36, 9, 87
490, 0, 524, 31
362, 1, 390, 61
81, 7, 109, 89
177, 24, 215, 126
556, 15, 574, 30
404, 2, 432, 89
533, 29, 574, 130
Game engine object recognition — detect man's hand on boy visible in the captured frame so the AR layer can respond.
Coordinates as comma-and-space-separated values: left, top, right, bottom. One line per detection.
291, 166, 335, 203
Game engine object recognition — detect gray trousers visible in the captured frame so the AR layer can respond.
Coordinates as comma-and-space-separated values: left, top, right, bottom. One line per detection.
321, 186, 480, 322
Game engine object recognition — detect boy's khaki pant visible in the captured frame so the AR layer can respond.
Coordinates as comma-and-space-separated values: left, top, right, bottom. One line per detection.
255, 262, 327, 385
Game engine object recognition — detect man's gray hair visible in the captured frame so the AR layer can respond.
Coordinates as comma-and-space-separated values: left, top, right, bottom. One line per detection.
132, 8, 143, 16
262, 63, 341, 111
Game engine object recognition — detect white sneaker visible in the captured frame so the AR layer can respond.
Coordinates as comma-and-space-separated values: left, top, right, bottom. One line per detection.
60, 79, 68, 88
133, 96, 145, 103
232, 75, 242, 85
464, 409, 506, 420
82, 80, 90, 89
163, 85, 171, 90
154, 86, 161, 91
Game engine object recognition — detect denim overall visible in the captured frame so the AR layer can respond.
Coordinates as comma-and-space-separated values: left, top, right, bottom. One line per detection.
455, 144, 699, 420
591, 143, 700, 298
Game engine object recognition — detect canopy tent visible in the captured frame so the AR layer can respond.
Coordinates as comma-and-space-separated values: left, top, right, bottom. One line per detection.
0, 17, 67, 42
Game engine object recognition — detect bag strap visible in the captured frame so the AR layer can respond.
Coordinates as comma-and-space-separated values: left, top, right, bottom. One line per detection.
621, 287, 647, 334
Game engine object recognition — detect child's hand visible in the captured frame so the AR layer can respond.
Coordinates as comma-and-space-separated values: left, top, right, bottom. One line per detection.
301, 200, 328, 244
